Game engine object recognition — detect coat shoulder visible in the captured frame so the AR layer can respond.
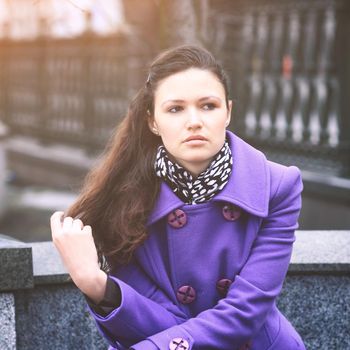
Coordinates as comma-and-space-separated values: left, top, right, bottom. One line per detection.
266, 160, 303, 204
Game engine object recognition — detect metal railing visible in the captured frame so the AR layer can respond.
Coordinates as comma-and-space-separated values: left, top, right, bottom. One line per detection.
209, 0, 350, 176
0, 0, 349, 176
0, 32, 151, 150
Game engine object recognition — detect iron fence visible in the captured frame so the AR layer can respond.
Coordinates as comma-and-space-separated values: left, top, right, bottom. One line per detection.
209, 0, 350, 176
0, 32, 151, 150
0, 0, 349, 176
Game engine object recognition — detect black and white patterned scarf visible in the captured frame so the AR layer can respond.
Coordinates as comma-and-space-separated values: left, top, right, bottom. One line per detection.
155, 141, 232, 204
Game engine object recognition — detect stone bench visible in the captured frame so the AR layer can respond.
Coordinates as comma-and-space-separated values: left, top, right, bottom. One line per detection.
1, 231, 349, 350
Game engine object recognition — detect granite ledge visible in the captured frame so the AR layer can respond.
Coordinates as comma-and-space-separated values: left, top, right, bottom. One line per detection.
290, 230, 350, 273
0, 235, 34, 291
29, 230, 350, 283
1, 230, 350, 288
288, 263, 350, 274
29, 241, 70, 285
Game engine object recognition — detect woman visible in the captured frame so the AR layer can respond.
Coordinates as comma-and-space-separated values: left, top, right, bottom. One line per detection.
50, 45, 305, 350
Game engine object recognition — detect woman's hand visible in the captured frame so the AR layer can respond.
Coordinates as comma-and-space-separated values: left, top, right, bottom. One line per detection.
50, 211, 107, 303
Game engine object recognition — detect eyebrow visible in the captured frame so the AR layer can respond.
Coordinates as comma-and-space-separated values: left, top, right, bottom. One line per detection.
161, 96, 222, 107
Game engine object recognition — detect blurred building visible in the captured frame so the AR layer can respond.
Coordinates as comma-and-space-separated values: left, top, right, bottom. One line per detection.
0, 0, 124, 39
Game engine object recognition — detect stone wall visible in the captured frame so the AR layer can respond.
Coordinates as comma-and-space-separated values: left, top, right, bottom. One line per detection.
0, 231, 349, 350
0, 122, 8, 217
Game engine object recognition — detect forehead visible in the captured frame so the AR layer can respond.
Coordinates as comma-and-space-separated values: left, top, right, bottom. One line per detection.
154, 68, 225, 103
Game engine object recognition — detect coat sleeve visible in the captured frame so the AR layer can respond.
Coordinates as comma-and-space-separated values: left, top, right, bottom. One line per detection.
130, 165, 303, 350
86, 257, 188, 348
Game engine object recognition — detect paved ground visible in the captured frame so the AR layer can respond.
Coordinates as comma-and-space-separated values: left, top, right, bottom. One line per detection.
0, 184, 76, 242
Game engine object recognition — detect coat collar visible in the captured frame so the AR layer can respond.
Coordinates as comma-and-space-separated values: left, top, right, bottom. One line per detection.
147, 130, 270, 226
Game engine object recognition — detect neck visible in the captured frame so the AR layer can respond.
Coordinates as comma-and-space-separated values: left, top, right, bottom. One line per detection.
182, 162, 210, 179
167, 156, 211, 179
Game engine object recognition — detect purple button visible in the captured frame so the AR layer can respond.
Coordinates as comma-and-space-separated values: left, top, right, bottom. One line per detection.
168, 209, 187, 228
216, 278, 233, 296
222, 204, 242, 221
177, 285, 196, 304
169, 337, 190, 350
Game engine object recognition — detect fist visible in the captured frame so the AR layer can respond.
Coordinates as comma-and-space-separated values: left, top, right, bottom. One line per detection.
50, 211, 101, 289
50, 211, 107, 301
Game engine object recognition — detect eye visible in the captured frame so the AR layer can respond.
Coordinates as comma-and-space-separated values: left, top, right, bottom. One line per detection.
202, 103, 216, 111
168, 106, 183, 113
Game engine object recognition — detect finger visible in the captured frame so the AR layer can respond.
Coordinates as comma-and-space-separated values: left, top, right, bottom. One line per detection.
82, 225, 92, 235
50, 211, 64, 232
73, 219, 84, 230
62, 216, 73, 231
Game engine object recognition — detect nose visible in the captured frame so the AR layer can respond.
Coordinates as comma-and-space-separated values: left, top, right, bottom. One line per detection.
186, 106, 203, 130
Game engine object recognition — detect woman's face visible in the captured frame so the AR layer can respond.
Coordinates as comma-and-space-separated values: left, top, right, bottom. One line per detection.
149, 68, 232, 177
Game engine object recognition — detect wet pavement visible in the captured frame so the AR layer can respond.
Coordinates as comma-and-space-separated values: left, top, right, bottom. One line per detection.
0, 185, 77, 242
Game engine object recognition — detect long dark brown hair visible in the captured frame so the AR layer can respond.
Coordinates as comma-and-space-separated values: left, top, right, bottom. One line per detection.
67, 44, 230, 268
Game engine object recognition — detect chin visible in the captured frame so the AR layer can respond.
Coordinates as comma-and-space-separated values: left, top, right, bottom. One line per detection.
188, 150, 217, 161
183, 155, 214, 167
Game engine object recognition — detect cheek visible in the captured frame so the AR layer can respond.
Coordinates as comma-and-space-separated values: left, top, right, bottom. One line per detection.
158, 119, 182, 138
156, 124, 175, 141
209, 115, 228, 132
160, 132, 178, 149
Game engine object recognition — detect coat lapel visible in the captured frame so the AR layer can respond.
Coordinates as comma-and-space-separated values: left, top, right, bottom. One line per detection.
212, 131, 270, 218
147, 181, 184, 226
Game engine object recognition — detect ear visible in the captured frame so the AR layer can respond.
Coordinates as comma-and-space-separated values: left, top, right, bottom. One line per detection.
225, 100, 233, 127
147, 113, 159, 135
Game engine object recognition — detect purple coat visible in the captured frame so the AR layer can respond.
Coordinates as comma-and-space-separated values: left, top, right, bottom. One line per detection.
88, 130, 305, 350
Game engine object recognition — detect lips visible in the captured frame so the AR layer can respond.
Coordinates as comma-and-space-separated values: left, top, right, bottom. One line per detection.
184, 135, 208, 142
